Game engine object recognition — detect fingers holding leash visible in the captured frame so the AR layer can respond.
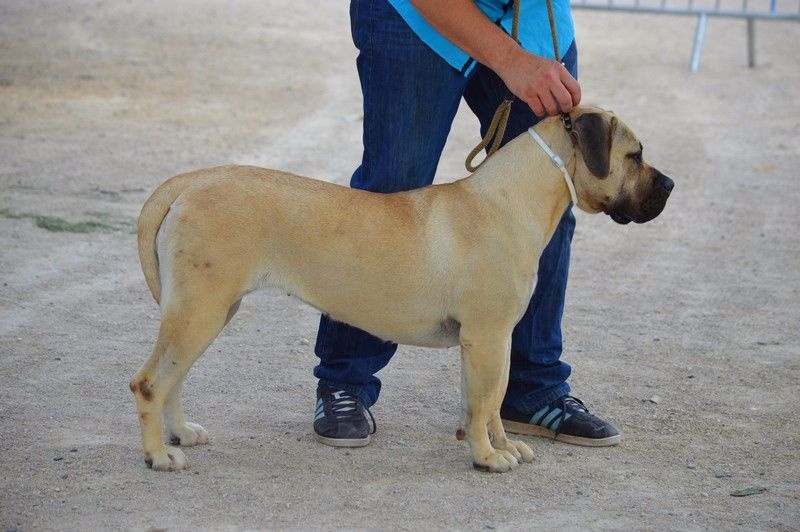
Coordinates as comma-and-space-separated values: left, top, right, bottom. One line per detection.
529, 61, 580, 117
498, 50, 581, 118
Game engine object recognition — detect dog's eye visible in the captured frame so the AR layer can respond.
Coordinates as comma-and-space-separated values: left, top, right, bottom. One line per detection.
628, 151, 643, 164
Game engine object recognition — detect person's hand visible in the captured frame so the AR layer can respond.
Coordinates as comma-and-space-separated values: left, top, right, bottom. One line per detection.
496, 48, 581, 117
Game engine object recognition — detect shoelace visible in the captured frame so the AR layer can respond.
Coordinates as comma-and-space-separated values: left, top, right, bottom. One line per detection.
329, 391, 377, 435
552, 395, 589, 441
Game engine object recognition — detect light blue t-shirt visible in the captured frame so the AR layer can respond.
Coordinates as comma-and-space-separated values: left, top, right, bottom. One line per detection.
387, 0, 575, 76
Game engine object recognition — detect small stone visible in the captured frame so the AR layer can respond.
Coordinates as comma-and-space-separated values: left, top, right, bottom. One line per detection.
299, 338, 310, 346
713, 469, 731, 478
69, 448, 78, 453
60, 474, 68, 479
53, 456, 64, 461
687, 461, 697, 470
649, 395, 662, 404
701, 492, 709, 497
55, 487, 61, 492
775, 501, 785, 509
730, 486, 767, 497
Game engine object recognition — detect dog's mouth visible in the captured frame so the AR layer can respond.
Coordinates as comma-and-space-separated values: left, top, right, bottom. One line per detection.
609, 172, 674, 225
610, 211, 632, 225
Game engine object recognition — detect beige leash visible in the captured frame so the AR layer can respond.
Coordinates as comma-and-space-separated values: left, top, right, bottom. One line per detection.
464, 0, 574, 172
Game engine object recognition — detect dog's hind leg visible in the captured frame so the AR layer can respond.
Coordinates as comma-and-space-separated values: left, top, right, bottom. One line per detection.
163, 298, 241, 447
131, 296, 236, 471
164, 380, 209, 447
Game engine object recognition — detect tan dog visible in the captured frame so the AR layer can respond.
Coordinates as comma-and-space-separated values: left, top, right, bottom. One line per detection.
131, 106, 673, 473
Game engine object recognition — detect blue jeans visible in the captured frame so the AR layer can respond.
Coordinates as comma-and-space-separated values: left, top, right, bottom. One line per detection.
314, 0, 576, 414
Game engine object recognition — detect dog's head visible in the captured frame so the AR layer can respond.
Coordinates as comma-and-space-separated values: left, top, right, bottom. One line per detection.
568, 106, 674, 224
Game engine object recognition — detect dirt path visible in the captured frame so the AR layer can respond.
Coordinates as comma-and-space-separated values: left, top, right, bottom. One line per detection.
1, 1, 798, 530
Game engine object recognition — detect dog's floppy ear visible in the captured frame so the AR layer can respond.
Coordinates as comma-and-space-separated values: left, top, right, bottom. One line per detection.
572, 112, 616, 178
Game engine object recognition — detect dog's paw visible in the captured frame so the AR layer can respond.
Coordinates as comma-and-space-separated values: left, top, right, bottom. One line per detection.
169, 422, 209, 447
501, 439, 535, 463
144, 446, 187, 472
472, 450, 519, 473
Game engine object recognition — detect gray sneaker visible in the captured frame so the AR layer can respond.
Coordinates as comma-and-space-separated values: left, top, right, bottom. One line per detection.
313, 384, 375, 448
501, 395, 621, 447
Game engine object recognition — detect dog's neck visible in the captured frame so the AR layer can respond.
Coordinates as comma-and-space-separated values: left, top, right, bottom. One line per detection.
527, 126, 578, 206
464, 118, 577, 245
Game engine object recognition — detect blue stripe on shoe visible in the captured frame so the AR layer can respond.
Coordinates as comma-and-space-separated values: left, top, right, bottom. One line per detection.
540, 408, 562, 429
548, 412, 572, 431
530, 406, 550, 425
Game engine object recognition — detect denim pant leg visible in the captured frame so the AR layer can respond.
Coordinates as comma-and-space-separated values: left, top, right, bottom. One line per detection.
463, 42, 579, 414
314, 0, 467, 408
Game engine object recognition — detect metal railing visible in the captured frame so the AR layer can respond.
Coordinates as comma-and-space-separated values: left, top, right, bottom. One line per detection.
571, 0, 800, 71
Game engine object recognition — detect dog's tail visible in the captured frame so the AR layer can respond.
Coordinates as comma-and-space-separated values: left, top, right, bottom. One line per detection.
137, 170, 202, 305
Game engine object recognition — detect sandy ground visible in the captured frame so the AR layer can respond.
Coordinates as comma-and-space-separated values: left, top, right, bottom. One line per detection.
1, 1, 799, 530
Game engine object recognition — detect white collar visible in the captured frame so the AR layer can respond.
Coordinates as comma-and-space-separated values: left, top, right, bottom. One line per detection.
527, 127, 578, 206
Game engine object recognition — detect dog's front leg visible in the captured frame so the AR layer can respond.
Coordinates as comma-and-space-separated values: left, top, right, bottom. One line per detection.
458, 328, 520, 473
485, 351, 535, 465
487, 412, 535, 464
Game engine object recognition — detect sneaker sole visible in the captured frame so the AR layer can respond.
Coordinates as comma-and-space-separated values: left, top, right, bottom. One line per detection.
314, 432, 371, 448
502, 420, 621, 447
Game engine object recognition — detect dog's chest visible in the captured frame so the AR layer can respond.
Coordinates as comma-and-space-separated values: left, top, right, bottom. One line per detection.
414, 317, 460, 348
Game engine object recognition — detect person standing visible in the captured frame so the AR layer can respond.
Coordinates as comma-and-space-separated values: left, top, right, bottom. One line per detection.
312, 0, 620, 449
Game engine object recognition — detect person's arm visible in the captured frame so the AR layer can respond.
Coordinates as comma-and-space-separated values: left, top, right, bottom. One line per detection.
409, 0, 580, 117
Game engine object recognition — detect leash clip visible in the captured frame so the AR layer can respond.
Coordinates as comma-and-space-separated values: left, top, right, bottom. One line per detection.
560, 110, 574, 133
558, 61, 574, 133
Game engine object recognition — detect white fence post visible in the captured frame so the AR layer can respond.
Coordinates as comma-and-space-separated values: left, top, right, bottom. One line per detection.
690, 12, 709, 72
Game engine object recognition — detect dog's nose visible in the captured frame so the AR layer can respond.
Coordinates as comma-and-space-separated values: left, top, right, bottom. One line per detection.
661, 176, 675, 193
